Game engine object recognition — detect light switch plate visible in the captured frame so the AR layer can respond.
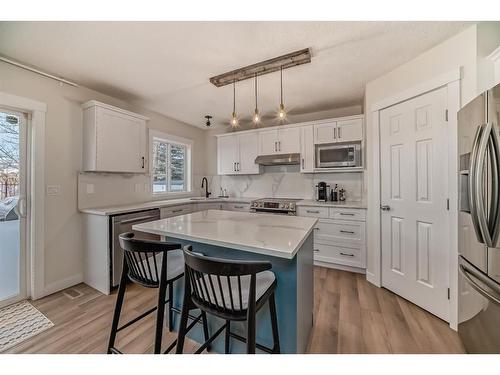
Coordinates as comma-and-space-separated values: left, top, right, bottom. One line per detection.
86, 183, 95, 194
46, 185, 61, 196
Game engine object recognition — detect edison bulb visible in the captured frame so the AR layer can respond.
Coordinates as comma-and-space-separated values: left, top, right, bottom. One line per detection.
278, 103, 286, 120
231, 112, 238, 127
253, 109, 260, 125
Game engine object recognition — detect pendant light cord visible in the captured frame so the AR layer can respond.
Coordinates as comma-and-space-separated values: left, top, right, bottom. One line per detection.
233, 78, 236, 113
255, 73, 258, 110
280, 66, 283, 106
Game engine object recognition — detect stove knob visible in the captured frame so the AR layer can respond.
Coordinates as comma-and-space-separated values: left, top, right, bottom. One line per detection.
285, 203, 290, 209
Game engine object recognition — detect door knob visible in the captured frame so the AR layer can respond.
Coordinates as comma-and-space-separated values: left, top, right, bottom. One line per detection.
380, 205, 391, 211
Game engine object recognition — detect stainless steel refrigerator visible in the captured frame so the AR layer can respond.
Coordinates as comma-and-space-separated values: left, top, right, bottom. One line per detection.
458, 83, 500, 353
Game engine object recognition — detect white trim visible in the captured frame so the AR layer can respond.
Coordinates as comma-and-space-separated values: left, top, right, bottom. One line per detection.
0, 91, 46, 300
368, 71, 461, 329
370, 68, 461, 112
487, 46, 500, 62
81, 100, 149, 121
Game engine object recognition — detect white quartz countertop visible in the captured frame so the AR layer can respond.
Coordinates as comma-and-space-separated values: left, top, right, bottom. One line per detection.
132, 209, 318, 260
79, 197, 256, 216
296, 200, 367, 209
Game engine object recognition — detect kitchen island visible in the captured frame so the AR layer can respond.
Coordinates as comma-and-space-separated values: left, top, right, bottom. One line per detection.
133, 209, 317, 354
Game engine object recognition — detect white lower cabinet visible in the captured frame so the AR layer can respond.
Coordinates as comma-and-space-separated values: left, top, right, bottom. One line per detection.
298, 205, 366, 271
196, 202, 223, 211
223, 202, 250, 211
160, 204, 193, 218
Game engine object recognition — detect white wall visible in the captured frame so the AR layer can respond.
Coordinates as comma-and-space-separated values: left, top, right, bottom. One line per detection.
0, 61, 208, 294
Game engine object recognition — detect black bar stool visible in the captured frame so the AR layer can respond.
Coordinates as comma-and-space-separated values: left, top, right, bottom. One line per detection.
176, 245, 280, 354
107, 232, 210, 354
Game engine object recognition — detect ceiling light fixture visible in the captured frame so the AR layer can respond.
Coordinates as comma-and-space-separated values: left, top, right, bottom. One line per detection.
252, 73, 260, 126
278, 66, 286, 121
230, 79, 239, 128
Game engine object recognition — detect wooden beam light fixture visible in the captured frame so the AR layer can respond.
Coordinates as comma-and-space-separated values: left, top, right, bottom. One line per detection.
209, 48, 311, 87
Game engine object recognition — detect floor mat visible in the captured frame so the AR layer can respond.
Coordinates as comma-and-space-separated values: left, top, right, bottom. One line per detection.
0, 300, 54, 352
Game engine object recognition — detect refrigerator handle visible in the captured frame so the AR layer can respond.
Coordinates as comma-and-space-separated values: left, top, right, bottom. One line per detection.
475, 122, 494, 247
459, 263, 500, 306
489, 122, 500, 247
469, 124, 485, 244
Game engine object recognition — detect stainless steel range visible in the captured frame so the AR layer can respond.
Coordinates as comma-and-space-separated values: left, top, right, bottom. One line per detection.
250, 198, 300, 215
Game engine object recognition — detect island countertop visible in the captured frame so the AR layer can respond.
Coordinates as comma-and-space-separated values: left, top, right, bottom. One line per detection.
132, 209, 318, 260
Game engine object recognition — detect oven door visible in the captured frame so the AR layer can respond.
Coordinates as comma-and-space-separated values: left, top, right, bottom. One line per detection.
252, 208, 295, 216
316, 144, 359, 168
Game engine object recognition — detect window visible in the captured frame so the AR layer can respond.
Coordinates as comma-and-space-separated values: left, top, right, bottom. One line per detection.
151, 132, 191, 195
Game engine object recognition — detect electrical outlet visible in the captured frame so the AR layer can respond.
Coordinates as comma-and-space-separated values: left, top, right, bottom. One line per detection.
46, 185, 61, 196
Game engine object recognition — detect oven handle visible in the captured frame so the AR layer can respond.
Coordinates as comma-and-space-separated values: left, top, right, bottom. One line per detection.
459, 263, 500, 306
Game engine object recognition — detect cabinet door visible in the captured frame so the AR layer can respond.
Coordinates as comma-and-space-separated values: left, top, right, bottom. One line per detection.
217, 135, 239, 175
313, 122, 337, 144
278, 127, 300, 153
300, 126, 315, 172
96, 107, 146, 173
336, 118, 363, 142
259, 129, 279, 155
237, 132, 260, 174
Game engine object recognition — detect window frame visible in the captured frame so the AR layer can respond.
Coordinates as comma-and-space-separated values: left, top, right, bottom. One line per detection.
149, 129, 192, 198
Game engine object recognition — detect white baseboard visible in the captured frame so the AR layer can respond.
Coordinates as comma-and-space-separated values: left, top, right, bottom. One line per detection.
35, 274, 83, 300
366, 271, 381, 287
314, 261, 366, 274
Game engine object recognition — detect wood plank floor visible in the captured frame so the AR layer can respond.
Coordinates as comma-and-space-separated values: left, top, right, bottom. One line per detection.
6, 267, 465, 354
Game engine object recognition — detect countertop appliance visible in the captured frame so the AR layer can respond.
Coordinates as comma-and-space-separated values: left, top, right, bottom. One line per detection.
250, 198, 300, 215
315, 181, 330, 202
315, 142, 361, 168
458, 82, 500, 353
111, 208, 160, 288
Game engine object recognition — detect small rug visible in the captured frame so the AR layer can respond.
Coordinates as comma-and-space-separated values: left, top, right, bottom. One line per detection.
0, 300, 54, 352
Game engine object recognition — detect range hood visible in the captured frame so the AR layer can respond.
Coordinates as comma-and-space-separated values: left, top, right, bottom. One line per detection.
254, 153, 300, 166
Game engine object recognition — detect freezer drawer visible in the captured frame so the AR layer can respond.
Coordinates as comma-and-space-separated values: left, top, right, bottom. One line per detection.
458, 256, 500, 353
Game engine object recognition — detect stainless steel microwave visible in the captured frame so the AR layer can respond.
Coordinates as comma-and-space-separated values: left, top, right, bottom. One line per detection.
315, 142, 361, 168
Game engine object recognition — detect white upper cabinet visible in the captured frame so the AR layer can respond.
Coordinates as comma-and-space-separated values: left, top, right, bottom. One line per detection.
217, 132, 260, 175
82, 101, 148, 173
258, 127, 300, 155
300, 125, 314, 173
336, 118, 363, 143
314, 117, 363, 144
314, 121, 337, 144
278, 127, 301, 153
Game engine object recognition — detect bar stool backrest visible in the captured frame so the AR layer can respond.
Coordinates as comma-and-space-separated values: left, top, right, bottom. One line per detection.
119, 232, 181, 288
182, 245, 272, 316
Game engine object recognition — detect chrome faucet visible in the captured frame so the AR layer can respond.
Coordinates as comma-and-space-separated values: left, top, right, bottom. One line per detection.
201, 177, 211, 198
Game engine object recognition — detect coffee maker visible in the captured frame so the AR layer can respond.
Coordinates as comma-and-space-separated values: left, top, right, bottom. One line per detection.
315, 181, 330, 202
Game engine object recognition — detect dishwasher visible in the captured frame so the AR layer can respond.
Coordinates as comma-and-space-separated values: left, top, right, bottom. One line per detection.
111, 208, 161, 288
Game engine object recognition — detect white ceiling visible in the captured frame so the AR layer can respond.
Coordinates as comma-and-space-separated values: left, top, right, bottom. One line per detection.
0, 21, 471, 129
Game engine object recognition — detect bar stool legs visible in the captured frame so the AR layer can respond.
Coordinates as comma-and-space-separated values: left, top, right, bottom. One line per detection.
225, 321, 231, 354
269, 292, 281, 354
107, 264, 129, 354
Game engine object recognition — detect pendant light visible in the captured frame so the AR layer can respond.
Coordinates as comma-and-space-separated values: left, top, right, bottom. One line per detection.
230, 78, 238, 128
252, 73, 261, 126
278, 66, 286, 120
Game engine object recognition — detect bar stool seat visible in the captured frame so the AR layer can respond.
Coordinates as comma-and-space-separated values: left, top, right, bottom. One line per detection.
202, 271, 275, 311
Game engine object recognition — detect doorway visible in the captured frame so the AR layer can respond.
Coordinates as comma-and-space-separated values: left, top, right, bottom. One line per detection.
0, 108, 28, 308
379, 86, 450, 322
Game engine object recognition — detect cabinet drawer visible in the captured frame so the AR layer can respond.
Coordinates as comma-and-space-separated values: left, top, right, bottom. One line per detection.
314, 242, 365, 268
160, 204, 193, 218
224, 203, 250, 211
297, 206, 329, 218
196, 203, 222, 211
314, 219, 365, 244
329, 208, 366, 221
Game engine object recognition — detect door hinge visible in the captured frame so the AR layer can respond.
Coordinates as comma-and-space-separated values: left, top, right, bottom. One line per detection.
445, 109, 449, 122
446, 198, 450, 210
447, 288, 451, 300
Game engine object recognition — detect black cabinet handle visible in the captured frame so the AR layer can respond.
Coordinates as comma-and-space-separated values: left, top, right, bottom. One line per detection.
340, 252, 354, 257
340, 230, 355, 234
141, 156, 145, 169
339, 213, 355, 216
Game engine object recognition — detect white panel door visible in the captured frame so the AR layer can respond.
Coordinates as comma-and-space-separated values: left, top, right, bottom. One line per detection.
259, 129, 279, 155
380, 86, 450, 321
96, 107, 146, 173
313, 122, 337, 144
300, 126, 315, 172
336, 118, 363, 143
237, 132, 260, 174
217, 135, 238, 175
278, 127, 300, 153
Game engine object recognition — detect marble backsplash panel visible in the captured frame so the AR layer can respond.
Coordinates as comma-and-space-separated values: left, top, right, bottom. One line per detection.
209, 165, 364, 201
